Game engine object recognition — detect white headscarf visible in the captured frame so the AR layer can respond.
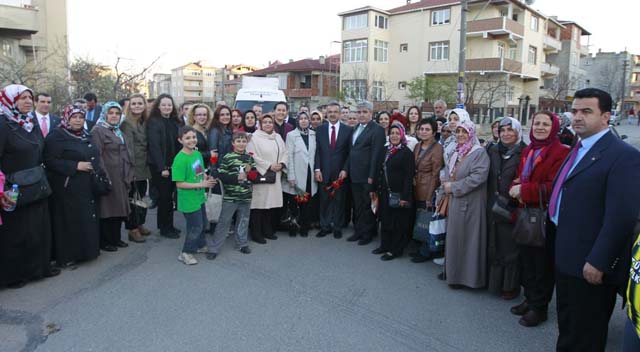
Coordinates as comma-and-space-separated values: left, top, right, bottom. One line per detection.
499, 117, 523, 144
0, 84, 35, 132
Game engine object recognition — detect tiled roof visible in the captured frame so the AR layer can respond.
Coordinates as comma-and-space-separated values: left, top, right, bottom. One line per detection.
248, 55, 340, 75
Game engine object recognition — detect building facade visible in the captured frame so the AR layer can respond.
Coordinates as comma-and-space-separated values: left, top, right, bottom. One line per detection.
170, 62, 217, 105
583, 51, 637, 113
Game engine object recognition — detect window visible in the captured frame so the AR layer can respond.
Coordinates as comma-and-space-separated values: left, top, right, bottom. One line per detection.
508, 47, 517, 60
431, 8, 451, 25
342, 80, 367, 101
374, 40, 388, 62
400, 43, 408, 52
372, 81, 384, 101
343, 13, 368, 30
429, 41, 450, 61
571, 52, 578, 67
528, 46, 537, 64
343, 39, 368, 63
1, 41, 12, 57
530, 16, 539, 31
498, 42, 505, 58
375, 15, 388, 29
398, 81, 407, 90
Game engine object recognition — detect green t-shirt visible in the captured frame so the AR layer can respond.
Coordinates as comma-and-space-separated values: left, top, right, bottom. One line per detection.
172, 150, 206, 213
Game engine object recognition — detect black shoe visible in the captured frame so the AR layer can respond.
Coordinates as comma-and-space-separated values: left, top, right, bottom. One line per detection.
160, 231, 180, 239
171, 227, 182, 235
333, 230, 342, 239
240, 246, 251, 254
206, 253, 217, 260
448, 284, 464, 290
101, 245, 117, 252
437, 272, 446, 281
264, 234, 278, 240
411, 254, 431, 263
519, 310, 547, 327
300, 231, 308, 237
380, 253, 395, 261
115, 240, 129, 248
409, 251, 421, 258
252, 237, 267, 244
510, 301, 529, 316
44, 267, 61, 278
371, 247, 386, 255
316, 230, 330, 238
289, 230, 297, 237
346, 234, 360, 242
60, 262, 77, 271
7, 280, 27, 289
357, 238, 372, 246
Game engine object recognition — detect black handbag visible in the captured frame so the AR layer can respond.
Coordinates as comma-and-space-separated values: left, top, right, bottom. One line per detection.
6, 164, 52, 207
91, 172, 112, 196
491, 194, 515, 222
512, 185, 547, 247
252, 169, 277, 184
388, 192, 402, 208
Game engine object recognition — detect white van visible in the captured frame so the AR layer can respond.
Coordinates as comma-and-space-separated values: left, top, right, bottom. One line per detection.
234, 76, 287, 113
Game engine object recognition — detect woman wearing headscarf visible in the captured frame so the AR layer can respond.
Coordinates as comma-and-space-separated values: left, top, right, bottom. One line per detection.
247, 114, 288, 244
443, 109, 472, 165
508, 111, 569, 327
45, 105, 102, 268
121, 93, 151, 242
91, 101, 134, 252
441, 120, 490, 289
558, 112, 576, 146
0, 84, 59, 288
372, 124, 415, 261
486, 117, 526, 299
283, 112, 317, 237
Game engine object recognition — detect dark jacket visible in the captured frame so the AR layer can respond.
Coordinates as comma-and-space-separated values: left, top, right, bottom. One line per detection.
554, 131, 640, 285
314, 122, 352, 184
121, 117, 151, 180
274, 121, 294, 142
208, 126, 232, 168
345, 121, 386, 189
380, 147, 415, 203
195, 130, 210, 168
146, 116, 181, 174
487, 142, 525, 220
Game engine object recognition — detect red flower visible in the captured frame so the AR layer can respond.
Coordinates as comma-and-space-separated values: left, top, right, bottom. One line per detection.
210, 156, 218, 165
248, 152, 254, 156
329, 191, 336, 198
247, 170, 258, 181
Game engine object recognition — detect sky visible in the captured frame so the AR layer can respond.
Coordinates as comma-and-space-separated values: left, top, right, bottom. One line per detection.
65, 0, 639, 74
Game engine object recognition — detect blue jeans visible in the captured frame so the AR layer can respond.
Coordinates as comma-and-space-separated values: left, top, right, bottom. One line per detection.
182, 205, 207, 253
623, 317, 640, 352
209, 201, 250, 254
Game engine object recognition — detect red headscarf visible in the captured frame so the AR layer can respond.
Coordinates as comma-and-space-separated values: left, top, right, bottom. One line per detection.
526, 111, 560, 151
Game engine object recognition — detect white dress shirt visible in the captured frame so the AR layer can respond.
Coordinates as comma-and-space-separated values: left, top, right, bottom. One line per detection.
328, 121, 341, 144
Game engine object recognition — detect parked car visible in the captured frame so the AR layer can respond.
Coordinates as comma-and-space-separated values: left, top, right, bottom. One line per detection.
609, 111, 621, 126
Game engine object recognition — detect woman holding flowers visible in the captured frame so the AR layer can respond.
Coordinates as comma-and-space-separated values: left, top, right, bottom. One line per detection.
282, 112, 317, 237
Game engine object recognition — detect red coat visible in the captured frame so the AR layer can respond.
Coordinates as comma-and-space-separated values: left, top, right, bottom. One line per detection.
513, 140, 570, 206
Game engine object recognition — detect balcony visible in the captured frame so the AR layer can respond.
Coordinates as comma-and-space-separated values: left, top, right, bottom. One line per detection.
0, 5, 39, 35
467, 17, 524, 40
579, 45, 589, 57
466, 57, 522, 74
543, 35, 562, 52
541, 62, 560, 77
284, 88, 320, 98
18, 37, 46, 49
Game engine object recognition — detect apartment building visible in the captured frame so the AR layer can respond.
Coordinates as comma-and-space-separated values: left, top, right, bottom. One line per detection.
214, 64, 259, 104
583, 51, 637, 112
247, 55, 340, 112
0, 0, 69, 86
150, 73, 171, 98
338, 0, 577, 122
170, 62, 217, 105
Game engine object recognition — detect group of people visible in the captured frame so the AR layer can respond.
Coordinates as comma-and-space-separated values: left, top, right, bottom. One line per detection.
1, 83, 640, 351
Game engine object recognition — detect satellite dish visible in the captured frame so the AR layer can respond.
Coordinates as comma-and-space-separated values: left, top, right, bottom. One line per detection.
525, 0, 536, 5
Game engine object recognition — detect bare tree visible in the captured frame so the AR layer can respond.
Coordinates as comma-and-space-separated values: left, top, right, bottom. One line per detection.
112, 55, 162, 99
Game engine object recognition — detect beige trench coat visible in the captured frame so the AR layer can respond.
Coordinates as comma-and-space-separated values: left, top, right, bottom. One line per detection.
282, 129, 317, 197
247, 130, 288, 209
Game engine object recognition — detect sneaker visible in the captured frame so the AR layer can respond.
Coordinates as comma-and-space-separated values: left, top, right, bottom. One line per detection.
240, 246, 251, 254
196, 246, 209, 253
206, 252, 217, 260
178, 252, 198, 265
433, 257, 445, 266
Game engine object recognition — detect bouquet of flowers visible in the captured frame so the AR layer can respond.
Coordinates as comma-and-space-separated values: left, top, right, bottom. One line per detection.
293, 185, 311, 203
324, 178, 345, 198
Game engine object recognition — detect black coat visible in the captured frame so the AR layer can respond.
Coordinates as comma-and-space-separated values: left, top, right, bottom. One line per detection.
314, 122, 352, 184
44, 128, 101, 264
379, 147, 415, 204
146, 116, 181, 174
195, 130, 210, 168
487, 142, 524, 220
346, 121, 386, 188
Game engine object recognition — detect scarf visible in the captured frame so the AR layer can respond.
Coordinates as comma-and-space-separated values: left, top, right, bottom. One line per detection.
385, 123, 407, 163
449, 120, 479, 177
527, 112, 560, 151
96, 101, 124, 143
497, 117, 523, 157
0, 84, 35, 132
296, 112, 310, 136
61, 104, 89, 139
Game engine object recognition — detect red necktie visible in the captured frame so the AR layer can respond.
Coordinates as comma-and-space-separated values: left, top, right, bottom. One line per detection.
330, 125, 336, 150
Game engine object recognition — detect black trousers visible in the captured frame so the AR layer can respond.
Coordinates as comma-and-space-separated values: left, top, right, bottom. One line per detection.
351, 182, 377, 240
555, 272, 618, 352
319, 179, 346, 233
151, 172, 175, 233
250, 208, 274, 241
125, 180, 148, 230
380, 204, 412, 256
520, 220, 556, 312
342, 181, 354, 227
288, 173, 313, 233
100, 217, 124, 247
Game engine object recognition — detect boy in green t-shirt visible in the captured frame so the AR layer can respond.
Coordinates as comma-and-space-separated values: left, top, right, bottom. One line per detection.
207, 132, 256, 260
172, 126, 216, 265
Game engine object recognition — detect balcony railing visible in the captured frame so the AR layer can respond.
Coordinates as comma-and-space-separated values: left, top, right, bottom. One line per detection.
0, 4, 39, 34
284, 88, 320, 98
541, 62, 560, 77
466, 57, 522, 74
543, 35, 562, 52
467, 17, 524, 39
579, 45, 589, 57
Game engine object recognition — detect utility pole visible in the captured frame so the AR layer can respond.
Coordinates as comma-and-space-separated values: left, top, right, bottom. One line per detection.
620, 52, 629, 113
456, 0, 468, 109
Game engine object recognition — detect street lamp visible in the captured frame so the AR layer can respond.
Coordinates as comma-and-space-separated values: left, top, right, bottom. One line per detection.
329, 40, 341, 100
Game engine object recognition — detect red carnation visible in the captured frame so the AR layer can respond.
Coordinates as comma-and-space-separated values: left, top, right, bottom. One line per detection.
247, 170, 258, 181
210, 156, 218, 165
248, 152, 254, 156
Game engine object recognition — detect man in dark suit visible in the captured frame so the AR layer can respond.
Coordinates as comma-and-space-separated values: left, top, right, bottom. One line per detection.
33, 93, 61, 138
84, 92, 102, 124
551, 88, 640, 351
314, 102, 352, 239
345, 101, 386, 245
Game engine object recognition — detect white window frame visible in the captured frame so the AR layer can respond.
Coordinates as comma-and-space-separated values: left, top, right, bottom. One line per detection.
498, 42, 505, 58
429, 41, 450, 61
374, 40, 388, 63
343, 13, 368, 30
528, 46, 537, 65
530, 16, 539, 32
372, 81, 385, 101
343, 39, 368, 63
508, 46, 517, 60
343, 80, 367, 101
431, 8, 451, 26
375, 15, 388, 29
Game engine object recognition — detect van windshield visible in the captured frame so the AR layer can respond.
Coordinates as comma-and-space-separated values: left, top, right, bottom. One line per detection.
234, 101, 280, 114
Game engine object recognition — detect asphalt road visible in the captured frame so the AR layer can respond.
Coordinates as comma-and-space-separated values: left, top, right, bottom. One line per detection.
4, 123, 640, 352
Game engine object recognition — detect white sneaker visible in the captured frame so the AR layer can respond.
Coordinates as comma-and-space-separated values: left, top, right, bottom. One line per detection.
178, 252, 198, 265
196, 246, 208, 253
433, 257, 445, 266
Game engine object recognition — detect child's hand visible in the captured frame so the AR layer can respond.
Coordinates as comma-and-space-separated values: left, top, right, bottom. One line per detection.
202, 178, 216, 188
238, 172, 247, 181
244, 164, 251, 173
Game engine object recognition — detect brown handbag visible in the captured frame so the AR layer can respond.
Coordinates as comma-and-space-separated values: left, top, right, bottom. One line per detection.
512, 185, 547, 247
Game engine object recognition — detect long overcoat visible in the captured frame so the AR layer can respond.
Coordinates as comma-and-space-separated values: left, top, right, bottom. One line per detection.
247, 129, 287, 209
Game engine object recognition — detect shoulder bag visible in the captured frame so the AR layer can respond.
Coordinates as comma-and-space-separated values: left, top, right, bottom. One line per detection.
512, 185, 547, 247
6, 164, 52, 207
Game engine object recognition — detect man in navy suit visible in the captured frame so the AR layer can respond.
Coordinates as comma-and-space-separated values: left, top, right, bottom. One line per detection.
84, 92, 101, 124
34, 93, 61, 138
314, 102, 352, 239
345, 101, 386, 245
551, 88, 640, 351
